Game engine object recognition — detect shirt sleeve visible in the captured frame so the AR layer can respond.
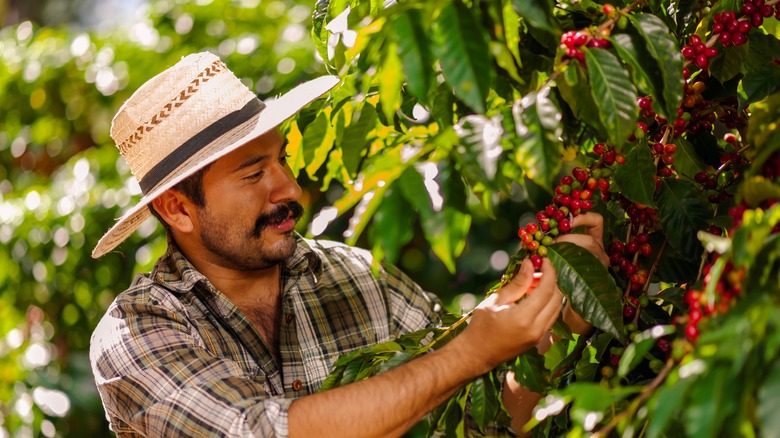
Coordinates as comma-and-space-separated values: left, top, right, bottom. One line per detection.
90, 291, 291, 437
379, 260, 445, 335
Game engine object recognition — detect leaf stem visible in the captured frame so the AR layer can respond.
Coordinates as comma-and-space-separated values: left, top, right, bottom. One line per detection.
597, 0, 646, 34
591, 358, 674, 438
416, 262, 522, 355
416, 309, 475, 355
641, 237, 668, 297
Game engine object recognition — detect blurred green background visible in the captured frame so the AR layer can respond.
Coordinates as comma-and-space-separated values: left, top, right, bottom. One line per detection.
0, 0, 534, 435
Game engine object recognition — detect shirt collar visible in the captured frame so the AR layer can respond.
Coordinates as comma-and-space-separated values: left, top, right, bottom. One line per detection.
151, 233, 323, 294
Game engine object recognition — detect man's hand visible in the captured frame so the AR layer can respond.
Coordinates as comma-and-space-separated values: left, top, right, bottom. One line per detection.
452, 257, 563, 375
555, 212, 609, 266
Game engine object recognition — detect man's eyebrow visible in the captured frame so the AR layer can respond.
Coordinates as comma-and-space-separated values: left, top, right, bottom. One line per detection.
233, 154, 271, 173
232, 140, 290, 173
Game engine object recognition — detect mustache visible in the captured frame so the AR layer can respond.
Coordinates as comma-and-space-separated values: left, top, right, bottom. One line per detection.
251, 201, 304, 238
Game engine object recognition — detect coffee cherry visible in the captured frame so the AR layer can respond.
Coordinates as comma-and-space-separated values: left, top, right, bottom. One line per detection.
685, 324, 699, 341
559, 218, 571, 232
526, 222, 538, 234
603, 3, 615, 15
530, 254, 543, 269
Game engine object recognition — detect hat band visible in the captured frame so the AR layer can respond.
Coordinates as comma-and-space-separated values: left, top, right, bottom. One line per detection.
138, 97, 265, 194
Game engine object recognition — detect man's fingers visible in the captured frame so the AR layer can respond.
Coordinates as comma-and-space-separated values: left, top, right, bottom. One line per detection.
495, 259, 534, 305
521, 259, 563, 335
570, 212, 604, 242
513, 258, 558, 312
555, 234, 610, 266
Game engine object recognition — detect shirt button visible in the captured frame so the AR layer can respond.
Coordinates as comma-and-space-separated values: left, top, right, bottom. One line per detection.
292, 379, 303, 391
285, 313, 294, 324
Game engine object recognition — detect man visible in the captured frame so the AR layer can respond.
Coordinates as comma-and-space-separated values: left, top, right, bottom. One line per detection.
90, 52, 605, 437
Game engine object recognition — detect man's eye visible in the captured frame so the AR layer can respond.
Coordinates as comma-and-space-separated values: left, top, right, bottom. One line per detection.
244, 171, 264, 180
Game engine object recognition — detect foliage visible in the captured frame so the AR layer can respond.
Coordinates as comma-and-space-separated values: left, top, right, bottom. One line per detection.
0, 0, 325, 435
306, 0, 780, 436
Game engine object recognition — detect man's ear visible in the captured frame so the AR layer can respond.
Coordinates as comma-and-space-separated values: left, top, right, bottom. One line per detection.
152, 190, 197, 234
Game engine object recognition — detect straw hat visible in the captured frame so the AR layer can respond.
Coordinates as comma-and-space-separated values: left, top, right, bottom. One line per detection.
91, 52, 339, 258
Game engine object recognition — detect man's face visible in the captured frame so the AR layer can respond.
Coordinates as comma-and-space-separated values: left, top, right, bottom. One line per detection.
192, 129, 303, 271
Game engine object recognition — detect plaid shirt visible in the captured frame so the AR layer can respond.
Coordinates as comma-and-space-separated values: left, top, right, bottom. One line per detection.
90, 234, 442, 437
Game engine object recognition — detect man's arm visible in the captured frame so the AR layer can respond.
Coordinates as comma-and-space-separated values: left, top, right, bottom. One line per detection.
289, 257, 562, 438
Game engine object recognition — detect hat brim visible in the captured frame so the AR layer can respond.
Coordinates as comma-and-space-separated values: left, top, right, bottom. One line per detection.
91, 75, 340, 258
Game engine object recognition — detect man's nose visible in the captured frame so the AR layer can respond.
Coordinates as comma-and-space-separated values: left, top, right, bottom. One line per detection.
269, 163, 302, 204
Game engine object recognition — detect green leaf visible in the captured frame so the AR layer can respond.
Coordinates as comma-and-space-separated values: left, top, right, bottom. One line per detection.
302, 111, 336, 180
512, 0, 561, 49
393, 10, 434, 103
709, 43, 749, 83
585, 48, 639, 148
556, 63, 607, 138
379, 41, 404, 123
430, 81, 455, 127
628, 14, 684, 120
758, 358, 780, 438
547, 242, 624, 341
613, 143, 657, 207
746, 233, 780, 295
739, 66, 780, 110
431, 1, 493, 113
684, 366, 737, 438
511, 87, 563, 189
512, 348, 549, 393
557, 382, 641, 425
617, 325, 675, 378
453, 114, 505, 189
673, 137, 706, 180
397, 168, 471, 272
611, 32, 660, 98
646, 374, 695, 438
377, 351, 414, 373
656, 244, 701, 284
312, 0, 334, 69
746, 92, 780, 175
740, 176, 780, 208
471, 374, 500, 431
742, 30, 780, 75
370, 187, 414, 265
340, 103, 378, 178
658, 179, 714, 258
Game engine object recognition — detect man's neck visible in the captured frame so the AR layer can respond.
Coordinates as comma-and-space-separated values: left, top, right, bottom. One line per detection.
179, 245, 284, 364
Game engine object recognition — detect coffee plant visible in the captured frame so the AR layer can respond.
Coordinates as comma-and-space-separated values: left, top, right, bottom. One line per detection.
299, 0, 780, 436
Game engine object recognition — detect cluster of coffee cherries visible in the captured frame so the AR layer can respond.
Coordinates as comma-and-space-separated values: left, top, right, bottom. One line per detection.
683, 152, 780, 342
712, 1, 780, 49
681, 35, 719, 70
683, 257, 745, 341
693, 133, 746, 204
559, 30, 611, 63
518, 167, 607, 269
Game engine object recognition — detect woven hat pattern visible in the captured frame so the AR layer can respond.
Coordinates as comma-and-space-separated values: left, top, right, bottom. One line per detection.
111, 54, 256, 185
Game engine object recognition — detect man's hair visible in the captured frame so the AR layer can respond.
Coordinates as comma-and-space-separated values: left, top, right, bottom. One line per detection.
148, 163, 213, 231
